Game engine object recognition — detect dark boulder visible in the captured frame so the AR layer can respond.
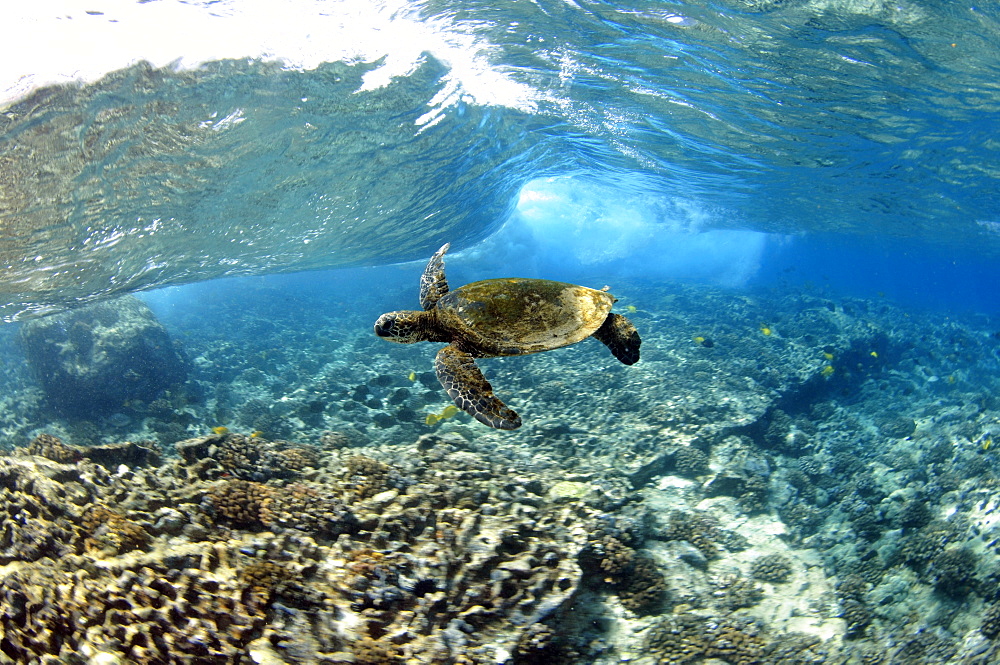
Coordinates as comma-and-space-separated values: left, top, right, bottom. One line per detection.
19, 296, 188, 418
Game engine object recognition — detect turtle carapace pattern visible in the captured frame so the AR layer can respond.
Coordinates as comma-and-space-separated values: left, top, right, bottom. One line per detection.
373, 243, 641, 430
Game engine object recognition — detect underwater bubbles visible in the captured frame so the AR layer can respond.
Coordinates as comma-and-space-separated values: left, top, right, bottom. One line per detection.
467, 177, 772, 288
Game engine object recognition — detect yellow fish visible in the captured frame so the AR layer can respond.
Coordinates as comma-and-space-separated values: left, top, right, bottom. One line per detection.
408, 371, 416, 381
870, 351, 878, 358
823, 352, 834, 361
760, 326, 772, 336
820, 365, 835, 377
426, 404, 462, 425
693, 336, 706, 345
625, 304, 637, 313
212, 426, 229, 435
250, 430, 264, 438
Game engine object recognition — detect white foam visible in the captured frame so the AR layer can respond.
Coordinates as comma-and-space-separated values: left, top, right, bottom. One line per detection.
503, 177, 772, 287
0, 0, 539, 114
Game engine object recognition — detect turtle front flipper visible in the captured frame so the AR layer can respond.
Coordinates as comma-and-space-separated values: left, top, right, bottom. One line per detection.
435, 344, 521, 430
420, 243, 451, 311
593, 313, 641, 365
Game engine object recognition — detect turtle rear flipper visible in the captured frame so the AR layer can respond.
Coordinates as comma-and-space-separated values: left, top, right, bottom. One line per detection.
593, 313, 641, 365
420, 243, 451, 311
435, 344, 521, 430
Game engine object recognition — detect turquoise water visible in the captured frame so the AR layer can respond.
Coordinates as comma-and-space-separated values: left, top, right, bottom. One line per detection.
1, 0, 998, 320
3, 2, 1000, 664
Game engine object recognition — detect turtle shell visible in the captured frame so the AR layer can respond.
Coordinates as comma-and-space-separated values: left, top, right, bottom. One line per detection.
436, 278, 615, 356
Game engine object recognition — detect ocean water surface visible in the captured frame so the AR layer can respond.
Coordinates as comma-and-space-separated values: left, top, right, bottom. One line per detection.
2, 1, 1000, 663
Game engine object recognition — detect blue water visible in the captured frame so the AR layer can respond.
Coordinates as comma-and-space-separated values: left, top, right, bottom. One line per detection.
754, 234, 1000, 315
1, 0, 999, 321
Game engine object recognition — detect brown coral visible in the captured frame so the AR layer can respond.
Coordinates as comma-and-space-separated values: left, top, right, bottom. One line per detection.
738, 474, 770, 514
274, 446, 319, 471
674, 446, 709, 477
660, 511, 719, 560
208, 479, 274, 525
981, 602, 1000, 639
837, 574, 872, 638
596, 535, 635, 577
646, 612, 765, 665
751, 553, 793, 583
25, 433, 81, 463
238, 559, 309, 610
352, 635, 403, 664
618, 552, 668, 614
319, 430, 353, 448
1, 432, 596, 664
0, 562, 267, 664
258, 482, 357, 536
82, 505, 151, 554
714, 573, 764, 611
212, 434, 314, 481
343, 454, 393, 499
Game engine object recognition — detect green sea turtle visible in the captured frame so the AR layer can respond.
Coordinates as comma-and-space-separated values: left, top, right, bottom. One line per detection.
374, 243, 640, 430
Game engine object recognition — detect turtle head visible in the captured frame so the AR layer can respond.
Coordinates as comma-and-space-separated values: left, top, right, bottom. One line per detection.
374, 311, 439, 344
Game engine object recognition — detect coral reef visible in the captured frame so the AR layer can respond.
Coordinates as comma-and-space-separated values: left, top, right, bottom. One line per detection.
81, 505, 151, 554
930, 547, 979, 597
258, 482, 357, 536
713, 573, 764, 611
659, 511, 720, 560
981, 602, 1000, 639
20, 433, 160, 468
208, 479, 274, 525
24, 432, 80, 462
0, 432, 600, 663
646, 612, 765, 664
3, 280, 1000, 663
751, 553, 793, 583
673, 445, 709, 478
836, 575, 872, 638
211, 433, 319, 481
0, 558, 270, 664
616, 551, 668, 614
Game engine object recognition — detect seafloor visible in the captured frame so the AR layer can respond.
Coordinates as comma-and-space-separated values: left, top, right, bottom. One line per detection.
1, 279, 1000, 664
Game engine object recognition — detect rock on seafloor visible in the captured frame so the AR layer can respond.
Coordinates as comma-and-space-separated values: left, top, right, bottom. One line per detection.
17, 296, 188, 418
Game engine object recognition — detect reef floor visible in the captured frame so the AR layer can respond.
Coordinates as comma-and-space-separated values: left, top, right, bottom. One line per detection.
2, 281, 1000, 664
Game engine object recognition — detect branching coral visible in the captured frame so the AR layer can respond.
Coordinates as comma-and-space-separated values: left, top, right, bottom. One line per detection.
82, 505, 151, 554
646, 612, 765, 665
751, 553, 793, 583
25, 433, 81, 463
660, 511, 719, 560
